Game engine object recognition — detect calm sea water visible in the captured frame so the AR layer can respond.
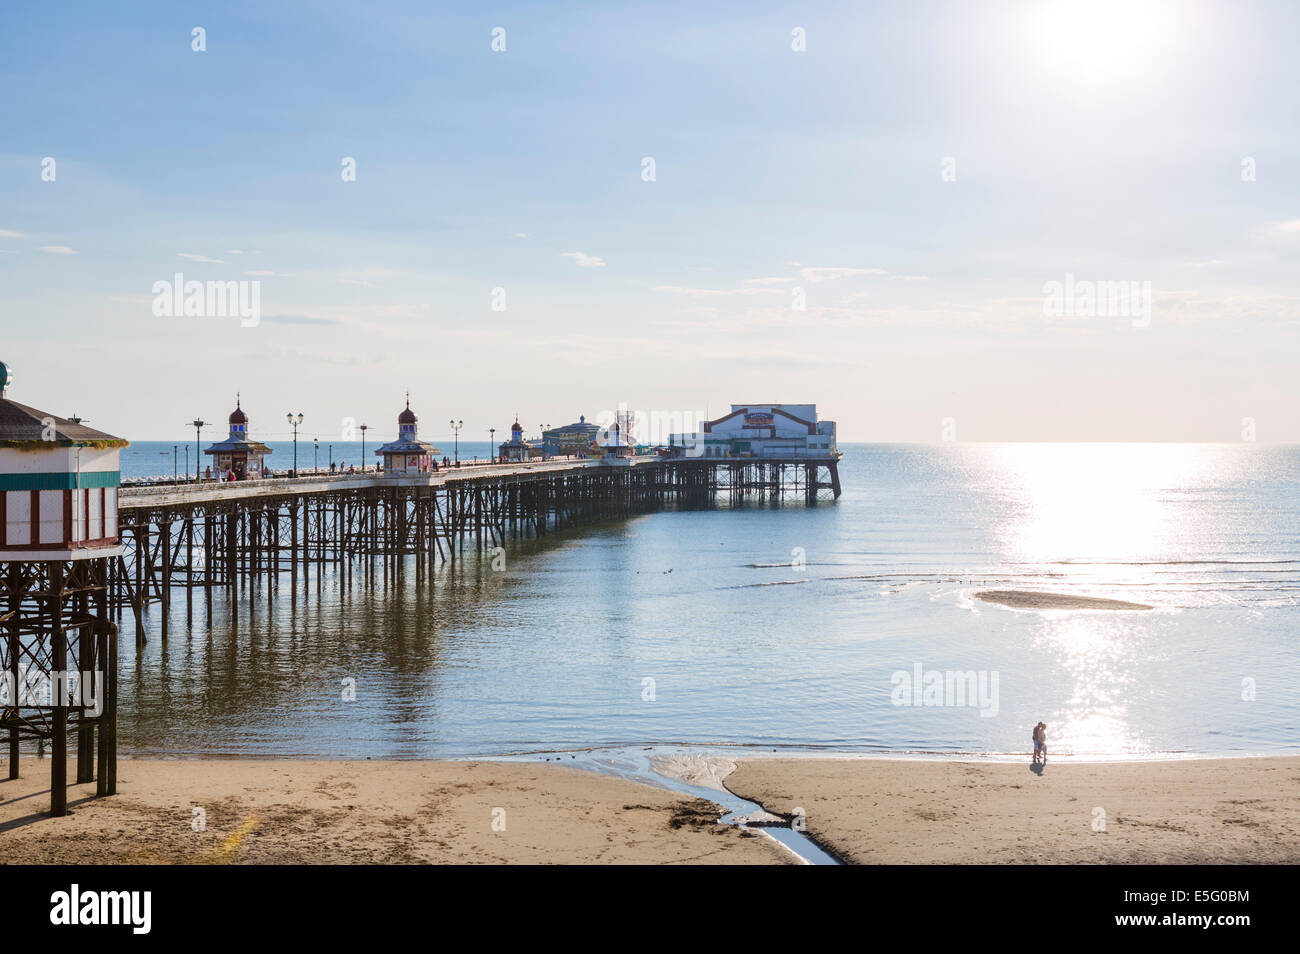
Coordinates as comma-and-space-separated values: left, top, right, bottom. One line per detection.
115, 443, 1300, 760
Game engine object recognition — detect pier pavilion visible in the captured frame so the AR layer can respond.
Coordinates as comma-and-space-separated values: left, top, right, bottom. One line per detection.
499, 419, 543, 462
597, 419, 635, 462
541, 415, 599, 457
205, 396, 271, 480
0, 360, 120, 816
375, 396, 441, 474
669, 404, 838, 459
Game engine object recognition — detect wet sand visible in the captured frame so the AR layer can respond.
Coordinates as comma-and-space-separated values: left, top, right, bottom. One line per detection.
0, 759, 787, 865
725, 756, 1300, 864
976, 589, 1154, 610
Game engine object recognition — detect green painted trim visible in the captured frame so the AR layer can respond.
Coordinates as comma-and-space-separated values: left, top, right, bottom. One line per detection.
0, 440, 129, 450
0, 471, 120, 491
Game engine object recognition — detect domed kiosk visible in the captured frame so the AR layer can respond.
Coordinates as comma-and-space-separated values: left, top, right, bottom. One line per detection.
204, 395, 271, 480
498, 418, 543, 462
375, 395, 441, 475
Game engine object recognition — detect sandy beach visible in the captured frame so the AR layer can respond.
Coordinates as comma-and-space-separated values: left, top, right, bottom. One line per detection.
975, 590, 1155, 611
3, 756, 1297, 864
726, 756, 1300, 864
0, 759, 788, 865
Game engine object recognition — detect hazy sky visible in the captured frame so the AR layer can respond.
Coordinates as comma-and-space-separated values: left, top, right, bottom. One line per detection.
2, 0, 1297, 443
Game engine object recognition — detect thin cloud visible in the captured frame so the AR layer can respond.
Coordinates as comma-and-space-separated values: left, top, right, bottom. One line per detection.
0, 229, 23, 238
742, 277, 796, 285
40, 245, 77, 255
260, 314, 341, 326
177, 252, 227, 264
654, 284, 784, 297
799, 266, 887, 282
561, 251, 606, 268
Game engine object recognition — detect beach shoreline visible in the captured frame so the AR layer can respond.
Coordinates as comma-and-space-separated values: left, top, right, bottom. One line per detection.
725, 755, 1300, 865
3, 753, 1296, 865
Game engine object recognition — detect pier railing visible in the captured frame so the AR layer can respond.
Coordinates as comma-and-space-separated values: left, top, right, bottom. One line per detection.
118, 457, 666, 508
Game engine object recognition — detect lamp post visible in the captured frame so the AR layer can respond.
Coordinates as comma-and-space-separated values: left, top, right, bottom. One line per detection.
360, 424, 368, 472
313, 437, 319, 474
173, 445, 178, 480
489, 427, 495, 464
328, 443, 333, 470
286, 412, 303, 476
449, 419, 463, 465
190, 418, 206, 482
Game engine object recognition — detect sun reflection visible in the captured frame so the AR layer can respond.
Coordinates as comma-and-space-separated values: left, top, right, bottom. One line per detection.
996, 444, 1205, 572
1035, 615, 1149, 756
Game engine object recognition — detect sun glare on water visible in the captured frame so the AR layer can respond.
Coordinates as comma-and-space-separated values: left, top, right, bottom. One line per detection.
998, 443, 1198, 568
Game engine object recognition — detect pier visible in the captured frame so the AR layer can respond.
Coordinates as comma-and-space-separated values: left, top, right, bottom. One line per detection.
2, 371, 841, 818
110, 454, 841, 642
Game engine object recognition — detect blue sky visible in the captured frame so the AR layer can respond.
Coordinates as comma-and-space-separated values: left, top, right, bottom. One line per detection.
2, 0, 1298, 442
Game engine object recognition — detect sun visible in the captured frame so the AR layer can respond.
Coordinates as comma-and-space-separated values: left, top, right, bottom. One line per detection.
1030, 0, 1170, 85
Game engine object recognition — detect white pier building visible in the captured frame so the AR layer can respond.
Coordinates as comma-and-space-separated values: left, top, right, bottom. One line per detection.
668, 404, 837, 459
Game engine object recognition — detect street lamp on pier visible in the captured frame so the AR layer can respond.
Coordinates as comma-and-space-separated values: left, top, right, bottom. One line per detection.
190, 418, 207, 482
286, 412, 303, 476
449, 419, 463, 465
360, 424, 368, 472
313, 437, 319, 474
489, 427, 495, 463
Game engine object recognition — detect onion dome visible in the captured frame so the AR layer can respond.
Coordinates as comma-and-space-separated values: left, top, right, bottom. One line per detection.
398, 394, 417, 426
229, 395, 247, 426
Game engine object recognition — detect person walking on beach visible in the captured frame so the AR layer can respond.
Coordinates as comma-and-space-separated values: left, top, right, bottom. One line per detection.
1032, 722, 1044, 764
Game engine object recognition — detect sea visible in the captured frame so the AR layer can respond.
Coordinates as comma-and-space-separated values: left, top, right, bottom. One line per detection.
113, 441, 1300, 761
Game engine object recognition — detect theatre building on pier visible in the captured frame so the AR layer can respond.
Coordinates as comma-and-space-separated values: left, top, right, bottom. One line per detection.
668, 404, 838, 459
